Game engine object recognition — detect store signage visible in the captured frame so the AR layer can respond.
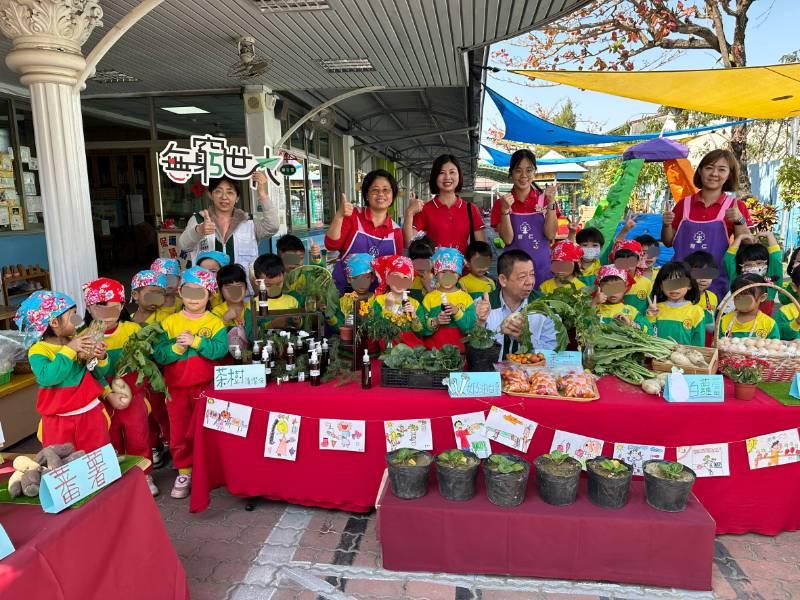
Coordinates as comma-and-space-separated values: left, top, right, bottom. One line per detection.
39, 444, 122, 513
279, 164, 297, 176
446, 372, 502, 398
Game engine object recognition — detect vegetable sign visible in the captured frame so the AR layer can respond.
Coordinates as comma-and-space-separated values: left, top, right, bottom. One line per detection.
39, 444, 121, 513
446, 372, 501, 398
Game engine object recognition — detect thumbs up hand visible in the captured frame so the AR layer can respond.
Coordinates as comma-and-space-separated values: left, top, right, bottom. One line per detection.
475, 292, 491, 323
196, 209, 216, 236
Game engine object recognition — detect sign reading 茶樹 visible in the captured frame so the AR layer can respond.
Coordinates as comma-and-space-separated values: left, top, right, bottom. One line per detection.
38, 444, 121, 513
214, 364, 266, 390
446, 372, 502, 398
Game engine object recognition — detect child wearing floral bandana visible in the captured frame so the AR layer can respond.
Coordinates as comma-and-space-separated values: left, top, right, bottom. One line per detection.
83, 278, 159, 496
609, 240, 653, 315
539, 240, 586, 295
196, 250, 231, 308
332, 253, 376, 330
370, 255, 425, 347
423, 247, 477, 350
16, 291, 113, 453
154, 266, 229, 499
151, 258, 183, 316
591, 266, 650, 332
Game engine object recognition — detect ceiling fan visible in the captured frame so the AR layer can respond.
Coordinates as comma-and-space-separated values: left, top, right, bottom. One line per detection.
227, 36, 272, 80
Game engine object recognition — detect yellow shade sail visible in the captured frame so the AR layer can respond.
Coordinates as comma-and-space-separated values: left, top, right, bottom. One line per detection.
513, 64, 800, 119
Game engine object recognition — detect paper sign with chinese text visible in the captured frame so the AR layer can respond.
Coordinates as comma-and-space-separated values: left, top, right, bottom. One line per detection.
39, 444, 121, 513
677, 443, 730, 477
384, 419, 433, 452
264, 413, 301, 461
0, 525, 13, 560
550, 430, 604, 470
612, 442, 665, 476
485, 406, 537, 452
319, 419, 366, 452
203, 397, 252, 437
451, 412, 492, 458
746, 428, 800, 470
664, 374, 724, 402
214, 364, 266, 390
446, 372, 501, 398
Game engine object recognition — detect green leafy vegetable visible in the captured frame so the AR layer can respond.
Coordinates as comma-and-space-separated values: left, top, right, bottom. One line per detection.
116, 323, 170, 399
487, 454, 524, 473
462, 324, 498, 350
543, 450, 570, 464
657, 461, 685, 480
380, 344, 463, 372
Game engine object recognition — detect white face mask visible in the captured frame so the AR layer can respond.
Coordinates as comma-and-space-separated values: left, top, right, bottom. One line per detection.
582, 247, 600, 261
743, 265, 768, 277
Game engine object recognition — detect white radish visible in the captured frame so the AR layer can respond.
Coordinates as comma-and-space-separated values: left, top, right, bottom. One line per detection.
110, 377, 132, 410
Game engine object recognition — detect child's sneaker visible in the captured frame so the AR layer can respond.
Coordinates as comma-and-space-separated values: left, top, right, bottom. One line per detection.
170, 473, 191, 499
151, 446, 166, 469
146, 474, 159, 497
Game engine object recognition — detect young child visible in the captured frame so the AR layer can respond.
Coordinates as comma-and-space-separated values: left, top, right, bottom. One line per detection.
212, 264, 251, 327
408, 236, 436, 303
151, 258, 183, 316
371, 254, 425, 346
575, 226, 604, 286
423, 247, 477, 350
684, 250, 720, 345
779, 247, 800, 306
635, 234, 661, 281
332, 253, 375, 329
16, 291, 112, 453
195, 250, 230, 273
725, 232, 782, 314
83, 278, 158, 496
645, 262, 705, 346
718, 274, 779, 339
276, 234, 323, 273
775, 268, 800, 340
253, 254, 301, 310
539, 240, 585, 294
154, 267, 228, 498
459, 240, 496, 298
592, 266, 650, 331
610, 240, 653, 315
130, 269, 168, 324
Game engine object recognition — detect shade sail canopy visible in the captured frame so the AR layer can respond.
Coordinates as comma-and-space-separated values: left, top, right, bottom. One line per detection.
512, 64, 800, 119
622, 138, 688, 162
482, 144, 619, 167
486, 87, 749, 146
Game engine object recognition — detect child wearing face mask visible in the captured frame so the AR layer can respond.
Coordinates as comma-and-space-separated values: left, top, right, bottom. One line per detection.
575, 227, 604, 286
83, 278, 158, 496
423, 247, 476, 350
609, 240, 653, 315
725, 232, 781, 314
212, 264, 251, 327
591, 266, 650, 332
775, 268, 800, 340
154, 267, 229, 499
408, 236, 436, 303
151, 258, 183, 316
459, 241, 496, 298
16, 291, 113, 453
718, 274, 779, 339
370, 254, 425, 347
332, 253, 375, 330
644, 262, 705, 346
539, 240, 585, 294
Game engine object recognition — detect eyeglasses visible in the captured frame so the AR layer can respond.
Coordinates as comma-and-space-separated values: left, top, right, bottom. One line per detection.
367, 188, 393, 198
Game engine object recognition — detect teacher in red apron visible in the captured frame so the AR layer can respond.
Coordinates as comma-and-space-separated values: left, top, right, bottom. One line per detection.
491, 149, 559, 289
325, 169, 404, 293
662, 149, 752, 299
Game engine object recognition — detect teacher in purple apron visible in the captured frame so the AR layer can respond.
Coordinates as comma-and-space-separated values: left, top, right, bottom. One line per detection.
325, 169, 404, 293
662, 149, 752, 299
491, 149, 559, 289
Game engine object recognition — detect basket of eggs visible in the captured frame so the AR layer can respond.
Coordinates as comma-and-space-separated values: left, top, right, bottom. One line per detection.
715, 282, 800, 382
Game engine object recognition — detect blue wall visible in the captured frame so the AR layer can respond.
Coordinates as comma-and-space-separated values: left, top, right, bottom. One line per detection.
0, 231, 48, 268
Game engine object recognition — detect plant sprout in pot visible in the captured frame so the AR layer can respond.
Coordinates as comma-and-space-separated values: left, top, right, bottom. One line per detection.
643, 460, 697, 512
534, 449, 581, 506
386, 448, 433, 499
586, 457, 633, 509
435, 449, 480, 501
483, 453, 530, 507
719, 354, 766, 400
462, 324, 501, 372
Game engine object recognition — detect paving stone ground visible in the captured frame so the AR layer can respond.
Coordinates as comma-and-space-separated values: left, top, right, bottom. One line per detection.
148, 467, 800, 600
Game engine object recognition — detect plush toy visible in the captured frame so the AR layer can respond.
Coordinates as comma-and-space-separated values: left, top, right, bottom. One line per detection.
8, 456, 42, 498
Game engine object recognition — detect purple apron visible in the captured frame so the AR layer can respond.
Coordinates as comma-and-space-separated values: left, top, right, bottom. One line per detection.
332, 212, 398, 293
504, 210, 552, 288
672, 193, 735, 299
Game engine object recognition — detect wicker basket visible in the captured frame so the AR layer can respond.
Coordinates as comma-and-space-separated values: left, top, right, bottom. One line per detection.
652, 344, 718, 375
380, 365, 449, 390
714, 282, 800, 382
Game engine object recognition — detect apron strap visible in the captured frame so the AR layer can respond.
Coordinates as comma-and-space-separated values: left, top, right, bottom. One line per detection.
714, 193, 736, 221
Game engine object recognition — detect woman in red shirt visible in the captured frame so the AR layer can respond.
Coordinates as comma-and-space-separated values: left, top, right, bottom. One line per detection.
490, 149, 558, 288
403, 154, 486, 253
325, 169, 403, 292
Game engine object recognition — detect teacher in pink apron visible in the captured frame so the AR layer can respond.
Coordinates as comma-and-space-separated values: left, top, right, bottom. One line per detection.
325, 169, 404, 292
662, 149, 752, 299
491, 149, 559, 289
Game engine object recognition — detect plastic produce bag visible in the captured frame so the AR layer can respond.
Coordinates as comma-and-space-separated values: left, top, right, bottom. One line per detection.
0, 331, 26, 374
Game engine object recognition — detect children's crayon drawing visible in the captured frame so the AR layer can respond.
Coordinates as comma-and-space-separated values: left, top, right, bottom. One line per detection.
676, 443, 730, 477
451, 412, 491, 458
746, 428, 800, 470
384, 419, 433, 452
550, 430, 604, 469
202, 397, 252, 438
264, 412, 301, 461
319, 419, 366, 453
484, 406, 537, 452
612, 442, 665, 476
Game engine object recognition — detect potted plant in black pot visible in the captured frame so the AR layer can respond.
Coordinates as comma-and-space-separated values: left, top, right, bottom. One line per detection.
586, 457, 633, 509
435, 449, 480, 501
534, 450, 581, 506
643, 460, 697, 512
463, 325, 501, 372
386, 448, 433, 499
483, 453, 530, 507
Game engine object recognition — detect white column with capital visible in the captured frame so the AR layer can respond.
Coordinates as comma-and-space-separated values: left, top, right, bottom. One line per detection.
0, 0, 103, 311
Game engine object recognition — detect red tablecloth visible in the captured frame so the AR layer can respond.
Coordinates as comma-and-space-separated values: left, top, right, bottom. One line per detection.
191, 369, 800, 535
0, 469, 189, 600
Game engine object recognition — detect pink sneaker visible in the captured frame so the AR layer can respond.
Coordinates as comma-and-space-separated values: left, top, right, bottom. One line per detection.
170, 473, 191, 499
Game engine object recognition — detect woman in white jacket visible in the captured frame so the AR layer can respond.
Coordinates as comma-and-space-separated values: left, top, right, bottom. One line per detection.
178, 172, 279, 275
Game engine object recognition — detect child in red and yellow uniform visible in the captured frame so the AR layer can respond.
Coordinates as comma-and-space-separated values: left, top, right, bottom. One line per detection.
83, 277, 158, 496
151, 258, 183, 318
538, 240, 586, 295
370, 255, 426, 348
154, 266, 228, 499
609, 239, 653, 315
16, 290, 113, 453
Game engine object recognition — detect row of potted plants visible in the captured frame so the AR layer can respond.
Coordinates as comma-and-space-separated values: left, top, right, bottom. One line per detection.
386, 448, 697, 512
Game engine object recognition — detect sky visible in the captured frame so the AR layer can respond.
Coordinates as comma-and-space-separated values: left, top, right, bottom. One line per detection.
480, 0, 797, 154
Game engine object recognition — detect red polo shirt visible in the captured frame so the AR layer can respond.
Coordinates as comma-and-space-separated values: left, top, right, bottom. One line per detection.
412, 196, 484, 254
671, 193, 753, 236
324, 207, 402, 254
490, 187, 561, 228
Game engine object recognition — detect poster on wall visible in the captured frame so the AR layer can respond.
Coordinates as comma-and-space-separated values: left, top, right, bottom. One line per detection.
484, 406, 537, 452
746, 428, 800, 470
158, 231, 190, 267
10, 206, 24, 230
550, 430, 604, 469
451, 412, 492, 458
319, 419, 366, 452
612, 442, 666, 476
676, 443, 730, 477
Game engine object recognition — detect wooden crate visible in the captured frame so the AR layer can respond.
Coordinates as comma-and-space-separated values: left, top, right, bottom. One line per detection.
652, 345, 718, 375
